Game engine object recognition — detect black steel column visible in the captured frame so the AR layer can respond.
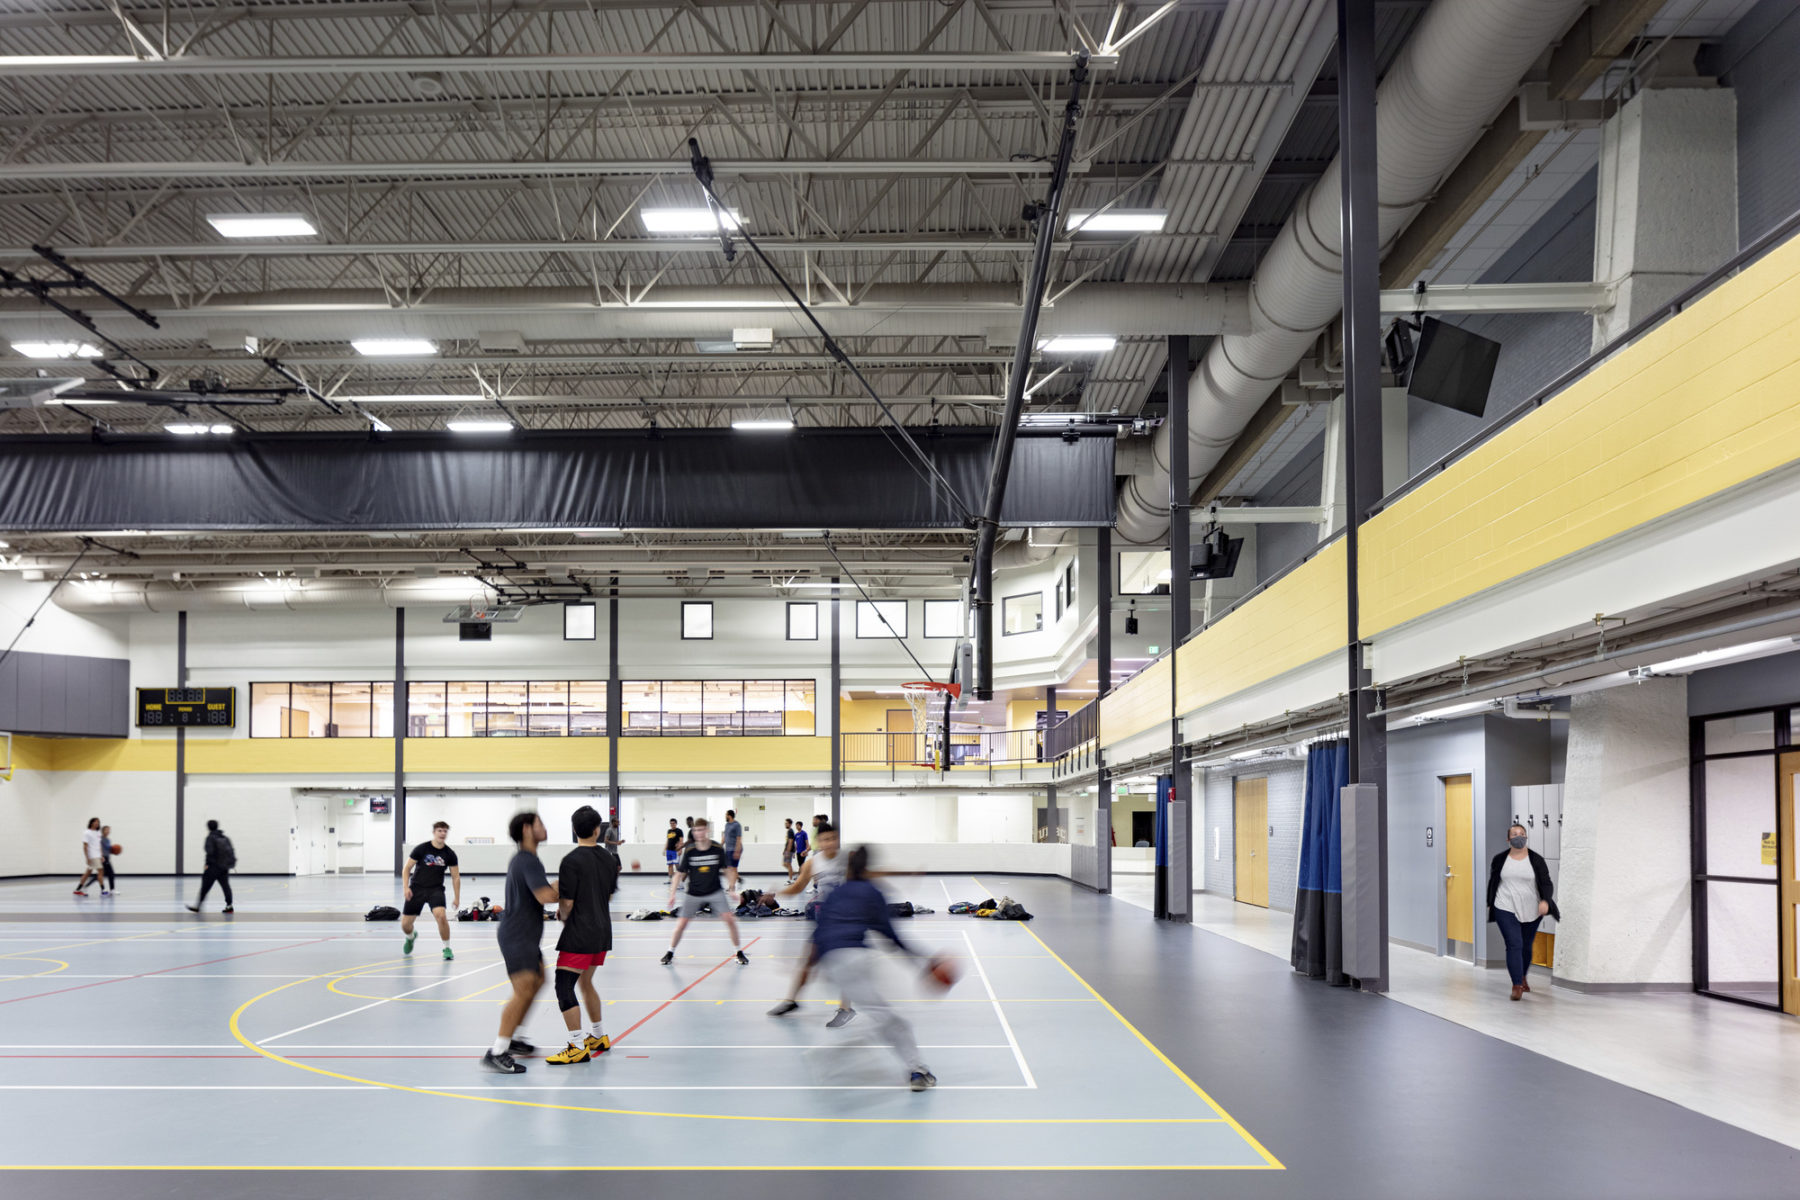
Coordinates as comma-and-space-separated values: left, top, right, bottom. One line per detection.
393, 607, 407, 876
829, 576, 842, 827
607, 581, 621, 822
1043, 684, 1057, 837
1095, 527, 1112, 894
1160, 334, 1193, 922
1338, 0, 1389, 991
174, 610, 187, 877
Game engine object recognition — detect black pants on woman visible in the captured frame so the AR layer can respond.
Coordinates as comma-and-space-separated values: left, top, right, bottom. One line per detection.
1493, 909, 1543, 986
196, 866, 234, 908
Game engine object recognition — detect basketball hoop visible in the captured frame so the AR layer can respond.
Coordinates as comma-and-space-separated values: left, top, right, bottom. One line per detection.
900, 681, 960, 769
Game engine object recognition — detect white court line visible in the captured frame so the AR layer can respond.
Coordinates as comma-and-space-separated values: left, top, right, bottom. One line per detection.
433, 1084, 1032, 1092
259, 963, 500, 1044
0, 1085, 379, 1092
0, 1042, 1014, 1051
939, 878, 956, 905
960, 927, 1037, 1090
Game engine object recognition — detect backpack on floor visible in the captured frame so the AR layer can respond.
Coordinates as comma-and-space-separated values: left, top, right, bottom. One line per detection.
364, 905, 400, 921
948, 902, 977, 915
887, 901, 915, 918
994, 901, 1033, 921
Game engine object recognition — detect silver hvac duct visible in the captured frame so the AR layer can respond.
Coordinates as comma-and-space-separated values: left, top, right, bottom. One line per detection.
1115, 0, 1591, 542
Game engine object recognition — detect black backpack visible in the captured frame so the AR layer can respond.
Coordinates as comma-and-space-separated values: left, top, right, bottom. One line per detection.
213, 832, 237, 870
364, 905, 400, 921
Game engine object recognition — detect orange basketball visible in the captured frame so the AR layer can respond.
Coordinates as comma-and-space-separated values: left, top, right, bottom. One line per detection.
630, 860, 641, 871
925, 956, 959, 991
109, 844, 123, 855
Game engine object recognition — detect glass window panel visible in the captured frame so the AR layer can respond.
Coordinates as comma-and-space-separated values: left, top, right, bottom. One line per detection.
621, 680, 660, 736
662, 681, 703, 735
785, 680, 816, 736
705, 680, 744, 736
330, 681, 373, 737
527, 680, 569, 736
1002, 591, 1043, 635
249, 683, 290, 738
446, 681, 487, 737
288, 683, 331, 738
1705, 879, 1780, 1005
787, 602, 818, 640
856, 599, 907, 638
484, 681, 529, 737
1704, 756, 1776, 879
569, 681, 608, 737
1119, 549, 1171, 595
563, 603, 597, 640
407, 682, 446, 737
1705, 712, 1775, 755
682, 602, 713, 639
742, 680, 785, 737
923, 599, 963, 639
371, 682, 394, 738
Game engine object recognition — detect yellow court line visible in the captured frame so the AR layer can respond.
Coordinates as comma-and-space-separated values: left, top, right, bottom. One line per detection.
0, 931, 170, 959
0, 957, 70, 980
226, 959, 1221, 1128
1012, 918, 1286, 1171
5, 1164, 1276, 1173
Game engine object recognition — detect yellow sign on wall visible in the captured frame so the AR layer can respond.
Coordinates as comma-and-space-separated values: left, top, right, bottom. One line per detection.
1763, 832, 1778, 867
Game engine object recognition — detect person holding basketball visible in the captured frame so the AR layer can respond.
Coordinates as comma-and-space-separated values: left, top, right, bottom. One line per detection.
812, 844, 951, 1091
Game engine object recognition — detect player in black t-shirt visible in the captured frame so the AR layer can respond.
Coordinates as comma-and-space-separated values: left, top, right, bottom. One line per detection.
659, 818, 748, 967
546, 805, 621, 1065
402, 821, 462, 960
663, 819, 685, 883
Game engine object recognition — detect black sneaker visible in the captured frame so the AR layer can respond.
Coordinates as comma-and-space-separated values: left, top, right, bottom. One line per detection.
221, 907, 234, 914
508, 1038, 536, 1057
659, 950, 674, 966
767, 999, 800, 1017
909, 1070, 937, 1092
735, 950, 749, 965
826, 1007, 856, 1029
184, 904, 199, 913
482, 1050, 525, 1075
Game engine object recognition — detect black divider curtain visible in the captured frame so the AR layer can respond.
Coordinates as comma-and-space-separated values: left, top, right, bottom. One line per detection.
1291, 739, 1349, 984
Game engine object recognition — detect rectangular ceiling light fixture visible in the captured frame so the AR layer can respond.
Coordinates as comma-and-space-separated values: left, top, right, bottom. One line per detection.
641, 207, 743, 233
351, 393, 481, 403
12, 341, 102, 359
165, 423, 234, 435
1065, 209, 1167, 233
206, 213, 318, 238
446, 419, 514, 433
1038, 335, 1118, 354
352, 338, 438, 356
731, 418, 795, 432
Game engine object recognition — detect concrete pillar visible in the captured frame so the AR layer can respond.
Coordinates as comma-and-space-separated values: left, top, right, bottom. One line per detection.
1554, 678, 1691, 989
1592, 86, 1737, 349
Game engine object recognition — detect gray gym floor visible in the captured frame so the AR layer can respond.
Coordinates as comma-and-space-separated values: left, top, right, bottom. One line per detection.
1, 873, 1796, 1198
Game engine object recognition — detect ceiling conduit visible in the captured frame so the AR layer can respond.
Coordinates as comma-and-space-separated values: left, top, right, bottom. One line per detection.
1115, 0, 1592, 543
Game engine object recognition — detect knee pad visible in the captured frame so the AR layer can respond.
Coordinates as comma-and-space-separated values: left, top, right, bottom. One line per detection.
554, 968, 580, 1013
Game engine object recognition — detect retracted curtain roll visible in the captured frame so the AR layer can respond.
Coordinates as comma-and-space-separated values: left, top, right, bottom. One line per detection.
1291, 738, 1349, 984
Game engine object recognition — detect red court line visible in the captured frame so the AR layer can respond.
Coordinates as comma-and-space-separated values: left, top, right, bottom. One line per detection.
0, 936, 347, 1008
608, 936, 762, 1049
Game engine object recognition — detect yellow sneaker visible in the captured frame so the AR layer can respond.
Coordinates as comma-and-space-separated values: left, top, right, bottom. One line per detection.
545, 1041, 590, 1065
584, 1034, 611, 1055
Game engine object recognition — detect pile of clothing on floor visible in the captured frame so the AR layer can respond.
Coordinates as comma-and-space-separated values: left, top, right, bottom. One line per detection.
947, 895, 1033, 920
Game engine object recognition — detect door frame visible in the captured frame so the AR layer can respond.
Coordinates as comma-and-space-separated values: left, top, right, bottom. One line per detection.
1781, 751, 1798, 1016
1441, 773, 1476, 961
1233, 776, 1269, 908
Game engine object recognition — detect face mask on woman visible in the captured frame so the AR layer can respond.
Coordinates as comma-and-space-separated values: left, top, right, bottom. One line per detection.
1509, 834, 1528, 850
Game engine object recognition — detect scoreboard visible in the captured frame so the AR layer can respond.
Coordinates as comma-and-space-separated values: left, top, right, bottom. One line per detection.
136, 687, 237, 728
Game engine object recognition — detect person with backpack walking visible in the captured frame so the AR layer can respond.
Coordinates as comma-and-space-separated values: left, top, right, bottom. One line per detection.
186, 820, 236, 913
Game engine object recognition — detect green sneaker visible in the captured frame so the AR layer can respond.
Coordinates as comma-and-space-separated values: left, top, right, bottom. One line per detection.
403, 931, 416, 955
442, 945, 454, 961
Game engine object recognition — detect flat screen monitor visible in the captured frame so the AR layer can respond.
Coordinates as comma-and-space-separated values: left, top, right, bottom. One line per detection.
1408, 317, 1501, 417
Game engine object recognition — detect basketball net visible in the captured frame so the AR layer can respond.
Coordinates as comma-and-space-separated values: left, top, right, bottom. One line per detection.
899, 682, 958, 770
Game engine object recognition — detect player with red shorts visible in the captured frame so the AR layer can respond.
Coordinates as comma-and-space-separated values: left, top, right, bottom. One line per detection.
546, 805, 620, 1065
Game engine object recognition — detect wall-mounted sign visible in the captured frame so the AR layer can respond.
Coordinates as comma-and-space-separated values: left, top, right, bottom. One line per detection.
1763, 832, 1777, 867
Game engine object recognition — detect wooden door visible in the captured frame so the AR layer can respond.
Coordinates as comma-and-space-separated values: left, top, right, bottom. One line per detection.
886, 708, 913, 764
1234, 777, 1269, 907
1781, 753, 1799, 1016
1445, 774, 1474, 945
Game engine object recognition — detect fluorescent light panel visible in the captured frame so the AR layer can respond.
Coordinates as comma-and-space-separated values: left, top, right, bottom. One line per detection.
164, 423, 233, 435
446, 419, 513, 433
641, 207, 743, 233
731, 418, 794, 431
12, 341, 100, 359
206, 212, 317, 238
1065, 209, 1167, 233
1038, 335, 1118, 354
352, 338, 438, 356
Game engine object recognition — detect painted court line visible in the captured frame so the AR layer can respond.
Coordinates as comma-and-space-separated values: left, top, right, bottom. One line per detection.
959, 927, 1037, 1090
0, 936, 347, 1008
260, 962, 498, 1043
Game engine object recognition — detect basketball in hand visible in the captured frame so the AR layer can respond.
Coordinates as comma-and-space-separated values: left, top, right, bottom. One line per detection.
109, 844, 123, 855
924, 956, 959, 991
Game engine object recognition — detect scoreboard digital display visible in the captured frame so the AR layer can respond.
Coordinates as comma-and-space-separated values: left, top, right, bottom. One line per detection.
136, 687, 236, 728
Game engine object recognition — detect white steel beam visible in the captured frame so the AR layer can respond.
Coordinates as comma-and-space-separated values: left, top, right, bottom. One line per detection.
0, 52, 1117, 77
0, 157, 1157, 180
0, 237, 1055, 261
1378, 280, 1617, 315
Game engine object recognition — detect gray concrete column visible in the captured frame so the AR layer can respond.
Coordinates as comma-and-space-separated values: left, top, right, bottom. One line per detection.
1555, 678, 1691, 989
1592, 86, 1737, 348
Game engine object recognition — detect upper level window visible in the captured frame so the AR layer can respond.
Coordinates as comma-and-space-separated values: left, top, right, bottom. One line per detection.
856, 599, 907, 639
923, 599, 963, 639
682, 601, 714, 639
787, 602, 819, 640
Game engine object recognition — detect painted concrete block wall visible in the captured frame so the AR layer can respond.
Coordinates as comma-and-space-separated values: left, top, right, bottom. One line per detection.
1555, 678, 1692, 986
1722, 0, 1800, 248
1387, 718, 1487, 954
1201, 769, 1234, 900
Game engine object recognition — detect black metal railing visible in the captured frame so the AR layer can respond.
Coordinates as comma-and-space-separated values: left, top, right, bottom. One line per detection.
838, 728, 1048, 780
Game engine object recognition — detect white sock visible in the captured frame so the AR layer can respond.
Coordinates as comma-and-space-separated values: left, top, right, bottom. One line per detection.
491, 1035, 510, 1055
590, 1019, 606, 1039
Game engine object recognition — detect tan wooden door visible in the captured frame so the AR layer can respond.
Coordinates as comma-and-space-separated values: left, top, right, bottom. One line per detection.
1780, 753, 1799, 1016
1234, 777, 1269, 907
1445, 774, 1474, 944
